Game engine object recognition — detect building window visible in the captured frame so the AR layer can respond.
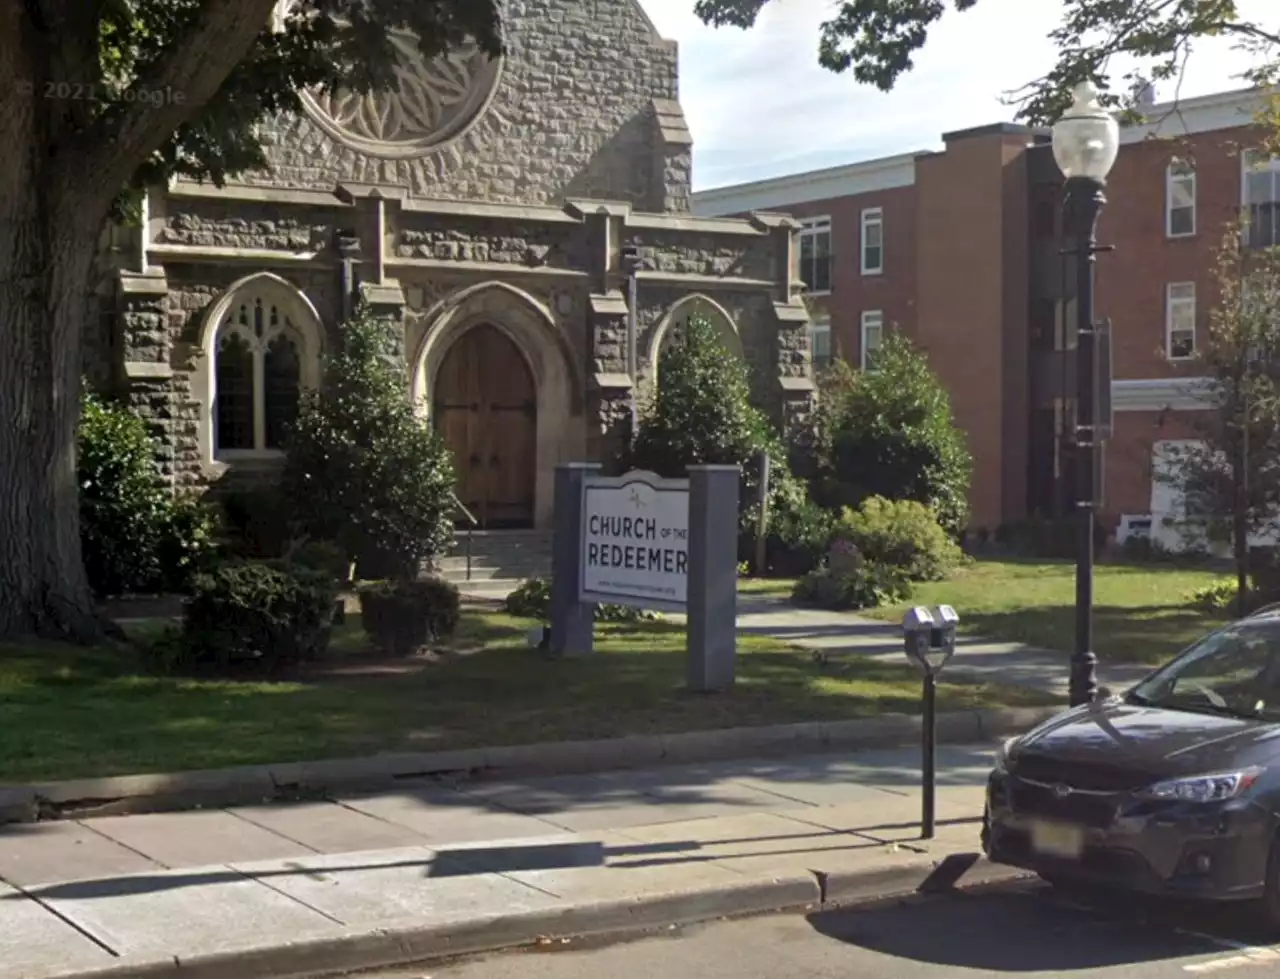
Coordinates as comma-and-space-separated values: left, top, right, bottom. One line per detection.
798, 216, 832, 294
809, 316, 832, 372
1244, 150, 1280, 247
860, 208, 883, 275
213, 297, 304, 455
1166, 159, 1196, 237
1166, 282, 1196, 360
861, 310, 884, 369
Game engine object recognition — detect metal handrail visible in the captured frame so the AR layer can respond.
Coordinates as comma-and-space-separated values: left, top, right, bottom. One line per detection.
450, 492, 479, 581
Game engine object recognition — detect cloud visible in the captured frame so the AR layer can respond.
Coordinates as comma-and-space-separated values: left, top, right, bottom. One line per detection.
638, 0, 1275, 190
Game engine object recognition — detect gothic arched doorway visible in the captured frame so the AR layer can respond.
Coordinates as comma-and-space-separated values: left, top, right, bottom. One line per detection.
433, 323, 537, 528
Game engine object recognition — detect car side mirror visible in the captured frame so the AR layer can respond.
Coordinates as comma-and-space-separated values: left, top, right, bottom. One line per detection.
1093, 685, 1114, 703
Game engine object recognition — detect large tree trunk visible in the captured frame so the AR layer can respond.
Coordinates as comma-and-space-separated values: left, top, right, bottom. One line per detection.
0, 39, 108, 642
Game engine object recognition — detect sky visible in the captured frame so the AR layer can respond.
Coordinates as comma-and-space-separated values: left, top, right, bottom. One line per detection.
637, 0, 1276, 191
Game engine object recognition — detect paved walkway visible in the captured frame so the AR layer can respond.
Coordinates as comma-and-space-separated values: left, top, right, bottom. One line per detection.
1, 745, 997, 979
459, 581, 1153, 697
728, 598, 1156, 697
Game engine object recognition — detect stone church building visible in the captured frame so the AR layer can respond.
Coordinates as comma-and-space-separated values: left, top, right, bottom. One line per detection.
95, 0, 814, 530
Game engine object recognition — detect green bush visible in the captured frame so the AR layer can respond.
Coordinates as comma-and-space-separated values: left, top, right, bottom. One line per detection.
1186, 578, 1239, 612
837, 496, 960, 582
757, 494, 835, 577
288, 540, 352, 582
78, 390, 219, 596
284, 303, 455, 580
813, 337, 972, 538
181, 562, 337, 674
790, 564, 912, 611
219, 486, 294, 558
626, 310, 810, 563
503, 577, 657, 622
359, 577, 460, 656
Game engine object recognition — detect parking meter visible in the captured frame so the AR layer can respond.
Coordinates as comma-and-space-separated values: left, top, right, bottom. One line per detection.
901, 605, 962, 840
930, 604, 959, 671
902, 606, 934, 673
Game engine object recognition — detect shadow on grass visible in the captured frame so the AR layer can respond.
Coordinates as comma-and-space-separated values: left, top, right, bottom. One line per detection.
0, 610, 1052, 784
956, 604, 1225, 666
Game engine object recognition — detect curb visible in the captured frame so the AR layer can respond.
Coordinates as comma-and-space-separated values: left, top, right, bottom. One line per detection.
0, 705, 1061, 824
39, 855, 1029, 979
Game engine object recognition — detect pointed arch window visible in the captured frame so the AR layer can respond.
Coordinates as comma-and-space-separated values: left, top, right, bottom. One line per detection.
213, 297, 305, 454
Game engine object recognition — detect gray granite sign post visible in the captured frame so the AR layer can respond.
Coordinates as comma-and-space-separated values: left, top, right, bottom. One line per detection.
550, 462, 740, 691
549, 463, 600, 657
686, 464, 740, 692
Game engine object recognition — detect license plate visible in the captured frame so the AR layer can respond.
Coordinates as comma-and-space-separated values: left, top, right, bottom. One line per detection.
1030, 820, 1084, 859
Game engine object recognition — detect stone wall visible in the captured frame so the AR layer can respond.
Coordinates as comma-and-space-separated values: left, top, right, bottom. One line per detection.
116, 264, 342, 489
215, 0, 690, 212
157, 199, 346, 252
394, 214, 591, 271
621, 229, 774, 281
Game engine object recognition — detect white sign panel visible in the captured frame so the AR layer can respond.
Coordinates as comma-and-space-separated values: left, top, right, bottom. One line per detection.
580, 470, 689, 609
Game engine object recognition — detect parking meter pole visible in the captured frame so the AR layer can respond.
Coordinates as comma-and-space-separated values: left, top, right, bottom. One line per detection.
922, 669, 937, 840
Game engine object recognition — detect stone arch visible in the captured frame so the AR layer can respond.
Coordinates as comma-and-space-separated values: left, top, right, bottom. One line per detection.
645, 293, 743, 382
193, 271, 325, 471
410, 280, 584, 528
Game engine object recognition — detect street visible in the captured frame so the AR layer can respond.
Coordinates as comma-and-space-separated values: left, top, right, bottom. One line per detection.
353, 878, 1280, 979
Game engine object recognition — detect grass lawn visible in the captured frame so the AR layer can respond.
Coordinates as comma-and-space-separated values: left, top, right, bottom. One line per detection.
737, 577, 796, 599
862, 559, 1230, 667
0, 608, 1053, 784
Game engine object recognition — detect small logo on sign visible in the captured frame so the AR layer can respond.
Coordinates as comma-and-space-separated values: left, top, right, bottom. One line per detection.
628, 487, 646, 508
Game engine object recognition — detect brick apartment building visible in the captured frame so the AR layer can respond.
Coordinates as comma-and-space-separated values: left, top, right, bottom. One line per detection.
691, 86, 1279, 547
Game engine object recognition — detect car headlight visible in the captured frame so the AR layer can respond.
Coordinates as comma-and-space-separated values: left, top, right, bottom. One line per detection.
1137, 769, 1262, 803
993, 736, 1018, 772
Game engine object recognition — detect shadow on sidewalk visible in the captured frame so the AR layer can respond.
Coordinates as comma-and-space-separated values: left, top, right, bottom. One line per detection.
2, 817, 980, 900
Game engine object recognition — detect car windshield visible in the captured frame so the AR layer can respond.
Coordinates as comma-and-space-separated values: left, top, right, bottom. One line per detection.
1130, 619, 1280, 720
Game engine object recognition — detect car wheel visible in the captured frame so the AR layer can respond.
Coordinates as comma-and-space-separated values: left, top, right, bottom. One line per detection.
1258, 832, 1280, 934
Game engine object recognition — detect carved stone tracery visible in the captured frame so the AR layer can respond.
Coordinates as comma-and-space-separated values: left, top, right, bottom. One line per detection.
276, 2, 503, 160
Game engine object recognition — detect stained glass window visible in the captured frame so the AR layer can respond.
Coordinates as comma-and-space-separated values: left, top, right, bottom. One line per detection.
215, 332, 255, 450
264, 334, 301, 449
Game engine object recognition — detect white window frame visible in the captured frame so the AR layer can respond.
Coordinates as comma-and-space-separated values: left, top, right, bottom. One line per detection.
1165, 159, 1196, 238
798, 216, 832, 296
860, 207, 883, 275
1165, 282, 1196, 361
1242, 149, 1280, 247
808, 315, 832, 372
860, 309, 884, 370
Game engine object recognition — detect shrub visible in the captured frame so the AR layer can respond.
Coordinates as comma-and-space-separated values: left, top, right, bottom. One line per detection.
78, 390, 219, 596
359, 577, 461, 656
790, 564, 912, 611
288, 540, 352, 583
837, 496, 960, 582
1186, 578, 1239, 612
757, 496, 835, 577
181, 562, 337, 674
284, 303, 455, 580
219, 486, 294, 558
503, 577, 657, 622
813, 338, 972, 538
626, 310, 810, 561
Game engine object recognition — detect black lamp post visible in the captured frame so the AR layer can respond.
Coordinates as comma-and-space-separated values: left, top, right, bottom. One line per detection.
1051, 82, 1119, 708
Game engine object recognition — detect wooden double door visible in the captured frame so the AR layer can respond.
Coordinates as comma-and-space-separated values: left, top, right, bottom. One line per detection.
433, 324, 537, 528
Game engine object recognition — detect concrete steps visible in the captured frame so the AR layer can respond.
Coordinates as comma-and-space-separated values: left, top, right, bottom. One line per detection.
436, 529, 551, 584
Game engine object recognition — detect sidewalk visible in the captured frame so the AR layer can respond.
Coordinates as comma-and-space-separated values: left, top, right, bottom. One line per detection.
1, 744, 1009, 979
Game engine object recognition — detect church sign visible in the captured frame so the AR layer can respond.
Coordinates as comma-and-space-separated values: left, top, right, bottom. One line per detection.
579, 470, 688, 611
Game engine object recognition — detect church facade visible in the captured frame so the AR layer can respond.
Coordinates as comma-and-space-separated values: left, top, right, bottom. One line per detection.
92, 0, 814, 529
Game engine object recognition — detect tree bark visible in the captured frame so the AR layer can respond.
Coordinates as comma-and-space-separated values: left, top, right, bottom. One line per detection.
0, 122, 106, 641
0, 0, 279, 641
